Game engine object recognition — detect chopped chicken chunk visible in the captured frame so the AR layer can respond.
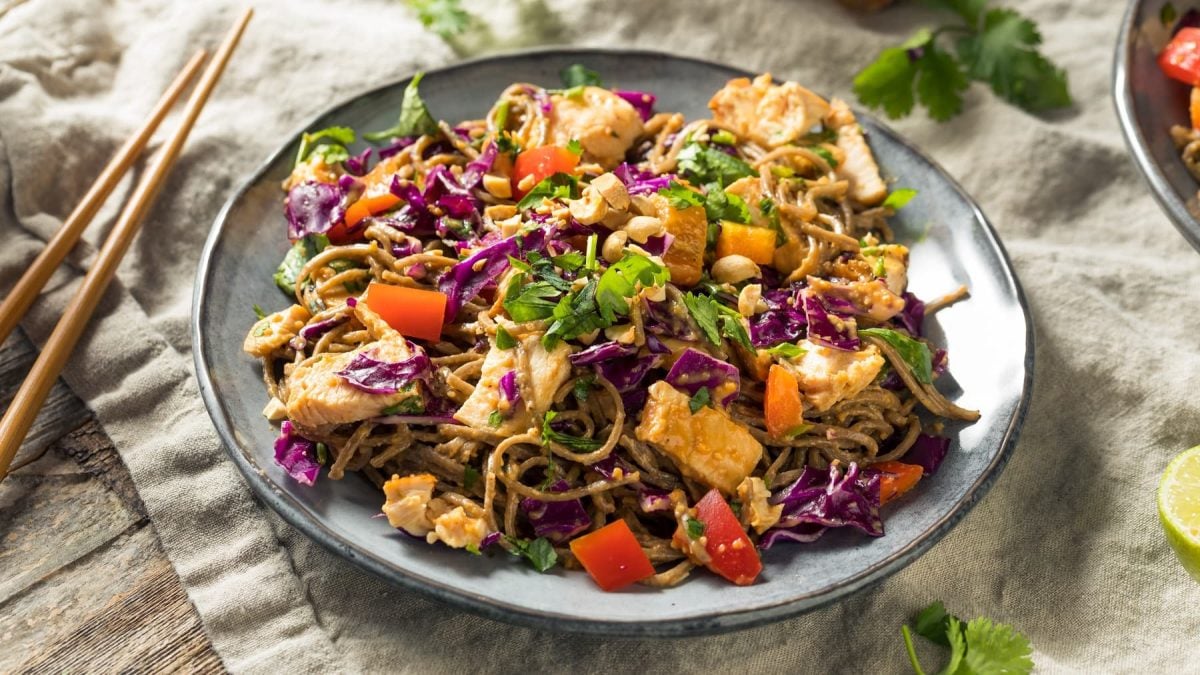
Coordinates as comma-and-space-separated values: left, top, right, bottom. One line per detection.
636, 381, 763, 494
453, 331, 571, 433
285, 305, 424, 428
736, 476, 783, 534
382, 474, 438, 535
428, 505, 489, 549
861, 244, 910, 296
243, 304, 310, 358
548, 87, 644, 168
783, 340, 884, 412
826, 99, 887, 206
709, 74, 831, 148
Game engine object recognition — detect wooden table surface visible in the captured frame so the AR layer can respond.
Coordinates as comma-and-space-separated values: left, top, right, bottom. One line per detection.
0, 331, 225, 673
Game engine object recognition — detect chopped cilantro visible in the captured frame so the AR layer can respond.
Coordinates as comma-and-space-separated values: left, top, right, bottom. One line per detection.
560, 63, 603, 88
584, 233, 598, 272
253, 304, 267, 320
873, 255, 887, 278
710, 129, 737, 146
463, 465, 480, 491
551, 251, 585, 272
657, 181, 705, 210
273, 234, 330, 295
682, 292, 753, 351
596, 253, 670, 323
685, 516, 706, 539
381, 396, 424, 416
495, 325, 517, 349
859, 328, 933, 384
704, 184, 749, 224
1163, 2, 1178, 27
573, 375, 594, 402
517, 172, 579, 210
503, 276, 561, 322
543, 279, 608, 347
675, 141, 757, 188
495, 132, 521, 157
294, 126, 355, 168
364, 72, 438, 142
688, 387, 711, 414
540, 410, 603, 452
488, 410, 504, 427
883, 188, 918, 210
811, 146, 838, 168
505, 535, 558, 572
766, 343, 806, 359
566, 139, 583, 156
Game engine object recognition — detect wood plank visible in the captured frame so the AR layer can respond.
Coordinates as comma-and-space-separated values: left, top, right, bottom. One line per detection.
0, 330, 89, 469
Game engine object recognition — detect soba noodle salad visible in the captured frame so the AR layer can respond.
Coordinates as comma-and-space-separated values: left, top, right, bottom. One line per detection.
244, 66, 979, 590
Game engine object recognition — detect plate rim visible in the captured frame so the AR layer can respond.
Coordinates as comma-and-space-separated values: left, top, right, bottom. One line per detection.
191, 46, 1035, 637
1113, 0, 1200, 253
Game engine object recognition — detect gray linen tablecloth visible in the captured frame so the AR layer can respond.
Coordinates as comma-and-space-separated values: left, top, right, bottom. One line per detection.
2, 0, 1199, 671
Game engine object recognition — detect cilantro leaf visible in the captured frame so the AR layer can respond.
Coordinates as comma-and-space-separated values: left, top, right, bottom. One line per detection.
704, 185, 750, 224
560, 63, 603, 88
853, 32, 926, 120
505, 535, 559, 572
551, 251, 585, 272
676, 142, 757, 188
685, 516, 706, 539
273, 235, 329, 295
541, 411, 603, 451
688, 387, 711, 414
916, 41, 969, 122
596, 253, 670, 323
517, 173, 579, 210
657, 181, 704, 210
962, 617, 1034, 674
955, 8, 1071, 112
463, 465, 480, 491
914, 601, 954, 646
1163, 2, 1179, 27
543, 279, 608, 347
566, 138, 583, 156
717, 304, 754, 351
294, 126, 355, 167
495, 325, 517, 349
502, 276, 561, 322
488, 410, 504, 427
573, 375, 594, 402
811, 146, 839, 168
682, 293, 753, 351
364, 72, 438, 142
404, 0, 470, 39
883, 188, 919, 210
944, 616, 968, 675
859, 328, 933, 384
766, 342, 806, 359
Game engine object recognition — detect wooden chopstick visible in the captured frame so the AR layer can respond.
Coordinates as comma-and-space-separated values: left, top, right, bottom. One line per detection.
0, 51, 208, 348
0, 8, 254, 482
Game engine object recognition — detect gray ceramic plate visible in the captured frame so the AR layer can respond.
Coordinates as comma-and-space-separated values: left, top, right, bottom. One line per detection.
1115, 0, 1200, 252
193, 48, 1033, 636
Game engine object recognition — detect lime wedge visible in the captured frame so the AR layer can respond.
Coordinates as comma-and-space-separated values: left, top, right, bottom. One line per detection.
1159, 446, 1200, 581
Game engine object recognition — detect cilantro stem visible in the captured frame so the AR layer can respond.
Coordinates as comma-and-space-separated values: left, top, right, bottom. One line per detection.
901, 626, 927, 675
584, 234, 598, 271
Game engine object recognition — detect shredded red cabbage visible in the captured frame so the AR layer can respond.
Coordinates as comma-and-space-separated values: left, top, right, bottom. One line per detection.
336, 347, 432, 394
613, 162, 675, 196
498, 370, 521, 407
614, 89, 656, 121
749, 286, 807, 348
760, 462, 882, 549
519, 480, 591, 542
273, 420, 321, 486
437, 227, 547, 321
802, 289, 859, 351
343, 148, 372, 176
285, 181, 345, 241
298, 315, 348, 341
665, 347, 740, 406
895, 292, 926, 337
902, 433, 951, 476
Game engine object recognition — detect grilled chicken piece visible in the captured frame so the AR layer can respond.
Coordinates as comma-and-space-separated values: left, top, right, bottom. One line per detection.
284, 305, 425, 428
782, 340, 884, 412
382, 474, 438, 535
826, 98, 887, 206
453, 331, 571, 433
548, 86, 644, 168
645, 193, 707, 287
428, 503, 490, 549
636, 381, 763, 494
709, 74, 831, 148
860, 244, 909, 296
736, 476, 783, 534
243, 304, 310, 358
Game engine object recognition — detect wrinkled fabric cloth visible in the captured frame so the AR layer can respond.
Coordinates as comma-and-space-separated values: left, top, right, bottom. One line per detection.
2, 0, 1198, 672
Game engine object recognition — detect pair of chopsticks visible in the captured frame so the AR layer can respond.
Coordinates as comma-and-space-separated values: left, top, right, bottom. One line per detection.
0, 9, 254, 482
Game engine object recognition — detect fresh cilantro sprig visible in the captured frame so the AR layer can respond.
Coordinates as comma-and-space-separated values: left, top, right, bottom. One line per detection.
561, 63, 603, 88
404, 0, 471, 39
853, 1, 1071, 121
364, 72, 439, 142
901, 601, 1033, 674
683, 292, 754, 351
504, 535, 558, 572
540, 411, 603, 452
676, 141, 758, 188
860, 328, 933, 383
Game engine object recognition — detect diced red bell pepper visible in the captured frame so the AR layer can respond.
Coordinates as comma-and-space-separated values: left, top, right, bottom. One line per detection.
1161, 28, 1200, 85
694, 489, 762, 586
873, 461, 924, 505
569, 519, 656, 591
